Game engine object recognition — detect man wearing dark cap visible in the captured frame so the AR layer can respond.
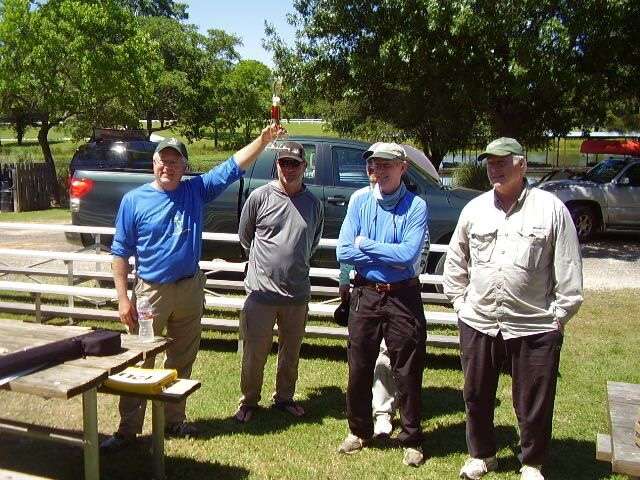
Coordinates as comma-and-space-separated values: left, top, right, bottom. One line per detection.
336, 142, 429, 467
444, 137, 583, 480
100, 125, 283, 452
234, 141, 324, 423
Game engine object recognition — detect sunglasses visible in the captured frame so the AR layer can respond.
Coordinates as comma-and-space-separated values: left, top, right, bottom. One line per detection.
277, 158, 304, 168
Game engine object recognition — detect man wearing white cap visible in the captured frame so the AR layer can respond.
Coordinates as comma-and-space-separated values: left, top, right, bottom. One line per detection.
444, 137, 583, 480
336, 142, 429, 467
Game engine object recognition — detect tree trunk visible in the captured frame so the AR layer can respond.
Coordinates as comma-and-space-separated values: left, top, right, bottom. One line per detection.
146, 113, 153, 137
416, 131, 444, 170
15, 119, 26, 146
213, 117, 218, 148
37, 120, 60, 206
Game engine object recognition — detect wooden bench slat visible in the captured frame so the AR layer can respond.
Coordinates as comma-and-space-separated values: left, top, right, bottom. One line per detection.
200, 317, 459, 348
1, 364, 107, 399
605, 381, 640, 476
0, 468, 56, 480
596, 433, 613, 461
99, 378, 201, 404
203, 295, 457, 325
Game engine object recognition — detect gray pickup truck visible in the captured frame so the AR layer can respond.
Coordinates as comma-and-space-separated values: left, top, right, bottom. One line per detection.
537, 157, 640, 241
68, 135, 479, 272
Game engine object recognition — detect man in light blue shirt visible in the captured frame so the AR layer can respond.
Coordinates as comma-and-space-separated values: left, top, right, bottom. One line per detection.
336, 143, 429, 467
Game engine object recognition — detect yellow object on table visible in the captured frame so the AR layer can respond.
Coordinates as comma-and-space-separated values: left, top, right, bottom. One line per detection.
104, 367, 177, 395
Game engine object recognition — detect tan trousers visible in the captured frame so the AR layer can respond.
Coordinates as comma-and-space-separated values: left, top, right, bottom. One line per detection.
239, 294, 308, 407
118, 270, 205, 435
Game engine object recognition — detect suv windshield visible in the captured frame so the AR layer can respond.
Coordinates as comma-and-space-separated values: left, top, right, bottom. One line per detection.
583, 159, 627, 183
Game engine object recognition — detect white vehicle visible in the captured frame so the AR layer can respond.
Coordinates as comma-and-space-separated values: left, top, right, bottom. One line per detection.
537, 156, 640, 241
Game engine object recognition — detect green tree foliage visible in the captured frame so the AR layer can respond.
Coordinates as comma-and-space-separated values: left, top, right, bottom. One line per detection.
223, 60, 272, 144
139, 19, 241, 145
118, 0, 188, 19
268, 0, 631, 168
0, 0, 161, 203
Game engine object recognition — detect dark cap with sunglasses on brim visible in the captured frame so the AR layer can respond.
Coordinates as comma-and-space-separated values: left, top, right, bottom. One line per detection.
155, 137, 189, 160
276, 141, 305, 164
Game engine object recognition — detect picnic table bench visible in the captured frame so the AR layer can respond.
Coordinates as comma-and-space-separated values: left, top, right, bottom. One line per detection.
597, 381, 640, 478
0, 319, 190, 480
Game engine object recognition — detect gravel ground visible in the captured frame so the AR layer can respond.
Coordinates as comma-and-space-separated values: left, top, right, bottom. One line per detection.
0, 227, 638, 290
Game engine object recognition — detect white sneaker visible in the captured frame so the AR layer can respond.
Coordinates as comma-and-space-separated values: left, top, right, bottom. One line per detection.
459, 456, 498, 479
337, 433, 369, 454
520, 465, 544, 480
373, 414, 393, 438
402, 446, 424, 467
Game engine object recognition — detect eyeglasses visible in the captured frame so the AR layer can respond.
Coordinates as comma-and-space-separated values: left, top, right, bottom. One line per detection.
277, 158, 304, 168
372, 161, 402, 170
154, 158, 184, 168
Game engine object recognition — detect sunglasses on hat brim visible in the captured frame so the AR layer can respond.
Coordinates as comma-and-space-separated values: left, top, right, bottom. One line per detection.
277, 158, 304, 168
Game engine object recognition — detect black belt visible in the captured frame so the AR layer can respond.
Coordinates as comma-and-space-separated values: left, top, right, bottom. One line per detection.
354, 274, 420, 293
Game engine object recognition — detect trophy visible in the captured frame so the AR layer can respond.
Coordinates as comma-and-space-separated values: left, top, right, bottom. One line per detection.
267, 76, 288, 150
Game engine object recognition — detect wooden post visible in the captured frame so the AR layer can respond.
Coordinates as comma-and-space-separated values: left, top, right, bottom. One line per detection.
82, 388, 100, 480
152, 400, 166, 480
66, 260, 75, 325
34, 292, 42, 323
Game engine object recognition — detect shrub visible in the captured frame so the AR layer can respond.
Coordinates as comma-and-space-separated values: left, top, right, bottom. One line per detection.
451, 162, 492, 191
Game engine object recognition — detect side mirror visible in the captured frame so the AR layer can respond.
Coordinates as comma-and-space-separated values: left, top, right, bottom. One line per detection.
618, 177, 630, 186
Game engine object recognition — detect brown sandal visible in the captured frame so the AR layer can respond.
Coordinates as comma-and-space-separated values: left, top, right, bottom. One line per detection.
234, 404, 256, 423
273, 400, 305, 417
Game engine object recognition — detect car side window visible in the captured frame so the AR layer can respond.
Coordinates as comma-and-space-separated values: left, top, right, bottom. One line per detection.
269, 143, 318, 184
621, 164, 640, 187
332, 146, 368, 187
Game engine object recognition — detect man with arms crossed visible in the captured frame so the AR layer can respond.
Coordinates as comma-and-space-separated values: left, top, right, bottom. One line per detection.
234, 141, 323, 422
336, 143, 428, 467
444, 137, 583, 480
338, 153, 402, 439
101, 125, 282, 452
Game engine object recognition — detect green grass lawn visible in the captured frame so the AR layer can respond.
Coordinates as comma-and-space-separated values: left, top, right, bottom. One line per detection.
0, 289, 637, 479
0, 207, 70, 223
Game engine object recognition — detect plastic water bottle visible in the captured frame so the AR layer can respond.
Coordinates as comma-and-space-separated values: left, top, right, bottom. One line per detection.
136, 296, 154, 342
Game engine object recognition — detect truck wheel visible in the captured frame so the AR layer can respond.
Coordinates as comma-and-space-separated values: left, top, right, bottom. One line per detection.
568, 205, 598, 242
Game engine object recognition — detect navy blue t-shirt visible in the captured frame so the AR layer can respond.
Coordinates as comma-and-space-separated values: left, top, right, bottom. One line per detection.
111, 157, 243, 283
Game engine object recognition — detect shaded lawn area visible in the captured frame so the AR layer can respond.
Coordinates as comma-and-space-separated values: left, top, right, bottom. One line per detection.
0, 289, 637, 479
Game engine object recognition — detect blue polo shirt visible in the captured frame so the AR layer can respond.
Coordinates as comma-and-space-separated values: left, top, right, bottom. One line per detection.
336, 188, 428, 283
111, 157, 243, 283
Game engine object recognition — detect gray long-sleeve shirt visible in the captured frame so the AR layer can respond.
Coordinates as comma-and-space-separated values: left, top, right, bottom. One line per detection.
443, 185, 583, 339
239, 181, 324, 304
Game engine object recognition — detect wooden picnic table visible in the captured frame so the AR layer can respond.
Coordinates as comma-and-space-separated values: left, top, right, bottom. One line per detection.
597, 381, 640, 479
0, 319, 167, 480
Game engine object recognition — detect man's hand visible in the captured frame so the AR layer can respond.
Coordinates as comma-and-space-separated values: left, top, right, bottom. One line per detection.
554, 318, 565, 335
118, 297, 137, 331
260, 123, 286, 145
354, 235, 368, 248
234, 123, 287, 170
339, 284, 351, 303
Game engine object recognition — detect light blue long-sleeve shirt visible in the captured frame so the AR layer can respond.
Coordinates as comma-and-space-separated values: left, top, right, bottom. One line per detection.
337, 186, 429, 283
